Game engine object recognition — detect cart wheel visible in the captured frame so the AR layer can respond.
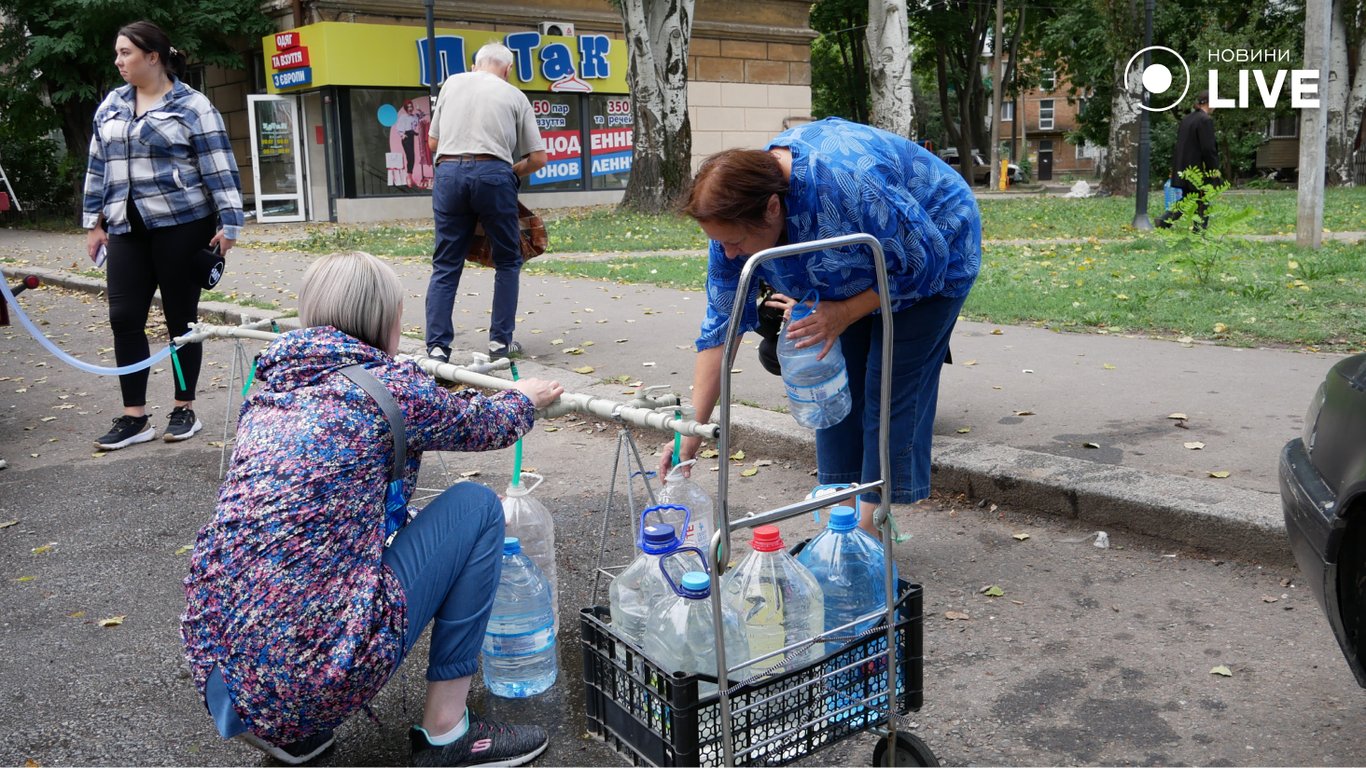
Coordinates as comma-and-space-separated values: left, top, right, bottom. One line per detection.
871, 731, 938, 767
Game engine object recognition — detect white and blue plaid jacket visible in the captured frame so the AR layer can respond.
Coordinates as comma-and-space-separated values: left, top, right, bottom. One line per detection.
82, 79, 244, 240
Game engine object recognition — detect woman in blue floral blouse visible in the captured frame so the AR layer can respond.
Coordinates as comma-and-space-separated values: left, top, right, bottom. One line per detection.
182, 251, 562, 767
663, 117, 982, 534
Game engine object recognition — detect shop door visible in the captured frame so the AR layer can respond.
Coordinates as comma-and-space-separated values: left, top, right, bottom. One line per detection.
247, 94, 306, 223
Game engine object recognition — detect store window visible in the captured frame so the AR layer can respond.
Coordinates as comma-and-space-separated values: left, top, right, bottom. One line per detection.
528, 93, 584, 191
588, 95, 634, 190
347, 88, 435, 197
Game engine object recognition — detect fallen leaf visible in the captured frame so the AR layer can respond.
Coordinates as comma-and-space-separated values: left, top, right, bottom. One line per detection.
459, 470, 481, 478
1261, 595, 1279, 603
1213, 322, 1228, 334
980, 585, 1005, 597
98, 615, 126, 628
1021, 368, 1035, 374
698, 449, 720, 459
31, 542, 56, 555
730, 450, 746, 461
1208, 471, 1231, 479
174, 545, 193, 556
574, 366, 595, 374
730, 368, 743, 374
740, 468, 759, 477
754, 459, 773, 467
1012, 533, 1031, 541
1102, 363, 1116, 370
563, 347, 583, 355
615, 338, 629, 343
1083, 442, 1100, 449
68, 611, 85, 619
1168, 413, 1188, 420
956, 427, 972, 434
1015, 410, 1035, 416
0, 519, 18, 529
642, 362, 656, 367
16, 575, 35, 582
1184, 441, 1205, 450
963, 359, 978, 366
544, 426, 560, 432
944, 611, 971, 621
1209, 665, 1232, 677
583, 341, 595, 347
991, 329, 1004, 336
40, 416, 57, 422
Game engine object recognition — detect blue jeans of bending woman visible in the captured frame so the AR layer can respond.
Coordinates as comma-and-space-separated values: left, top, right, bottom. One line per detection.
814, 293, 968, 504
385, 481, 506, 680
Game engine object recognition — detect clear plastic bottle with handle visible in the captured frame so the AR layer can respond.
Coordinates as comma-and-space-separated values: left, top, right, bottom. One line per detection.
608, 505, 692, 648
642, 550, 749, 698
777, 291, 853, 430
482, 537, 557, 698
720, 524, 825, 678
655, 460, 714, 551
501, 473, 557, 632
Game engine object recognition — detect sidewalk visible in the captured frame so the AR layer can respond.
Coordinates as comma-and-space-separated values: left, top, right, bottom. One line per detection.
2, 224, 1338, 563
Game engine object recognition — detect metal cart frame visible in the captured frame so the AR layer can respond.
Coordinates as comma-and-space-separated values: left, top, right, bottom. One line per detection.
708, 233, 910, 765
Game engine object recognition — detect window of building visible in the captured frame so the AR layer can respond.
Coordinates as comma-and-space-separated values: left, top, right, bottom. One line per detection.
1039, 99, 1055, 131
1040, 68, 1056, 92
1001, 101, 1014, 122
344, 88, 436, 197
184, 66, 206, 94
1269, 114, 1298, 138
588, 95, 633, 190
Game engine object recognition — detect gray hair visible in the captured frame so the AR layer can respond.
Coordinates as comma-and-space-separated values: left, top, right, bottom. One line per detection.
474, 42, 514, 69
298, 252, 403, 353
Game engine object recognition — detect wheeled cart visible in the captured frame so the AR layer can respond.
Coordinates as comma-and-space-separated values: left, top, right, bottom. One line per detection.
581, 234, 937, 766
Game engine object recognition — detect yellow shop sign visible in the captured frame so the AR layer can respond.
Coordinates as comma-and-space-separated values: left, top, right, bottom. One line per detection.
263, 22, 630, 95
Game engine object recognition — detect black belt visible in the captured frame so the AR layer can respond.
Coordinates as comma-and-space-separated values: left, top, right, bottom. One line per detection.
436, 153, 503, 164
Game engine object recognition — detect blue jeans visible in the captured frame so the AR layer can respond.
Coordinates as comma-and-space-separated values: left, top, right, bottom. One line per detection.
425, 159, 523, 350
815, 293, 967, 504
385, 482, 506, 681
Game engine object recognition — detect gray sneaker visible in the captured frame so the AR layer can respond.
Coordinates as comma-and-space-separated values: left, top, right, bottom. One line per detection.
409, 711, 548, 767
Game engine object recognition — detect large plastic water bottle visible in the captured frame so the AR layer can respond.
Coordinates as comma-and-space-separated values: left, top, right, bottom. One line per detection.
482, 537, 557, 698
502, 473, 557, 631
795, 506, 893, 650
656, 462, 714, 551
608, 507, 690, 647
643, 564, 749, 698
721, 525, 824, 678
777, 292, 853, 430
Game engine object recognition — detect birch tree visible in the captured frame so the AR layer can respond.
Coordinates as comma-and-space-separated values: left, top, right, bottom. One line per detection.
617, 0, 695, 212
1097, 0, 1142, 195
866, 0, 914, 135
1325, 0, 1365, 185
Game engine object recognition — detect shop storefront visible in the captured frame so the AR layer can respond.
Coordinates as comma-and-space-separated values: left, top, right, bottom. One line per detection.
252, 21, 634, 223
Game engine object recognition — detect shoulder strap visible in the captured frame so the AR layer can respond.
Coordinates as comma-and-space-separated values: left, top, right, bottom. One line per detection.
340, 364, 406, 482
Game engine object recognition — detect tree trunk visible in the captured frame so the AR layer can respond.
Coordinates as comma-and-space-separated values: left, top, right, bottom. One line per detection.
57, 97, 98, 217
1325, 0, 1366, 185
1103, 61, 1142, 195
866, 0, 913, 135
849, 24, 871, 124
619, 0, 696, 213
936, 45, 958, 147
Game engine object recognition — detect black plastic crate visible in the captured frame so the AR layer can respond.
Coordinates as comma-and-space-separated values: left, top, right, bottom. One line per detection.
580, 580, 923, 766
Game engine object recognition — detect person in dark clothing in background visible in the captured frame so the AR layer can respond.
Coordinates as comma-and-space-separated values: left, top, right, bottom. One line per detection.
1157, 90, 1219, 230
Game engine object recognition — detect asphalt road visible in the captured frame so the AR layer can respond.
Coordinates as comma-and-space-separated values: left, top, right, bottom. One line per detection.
2, 286, 1363, 766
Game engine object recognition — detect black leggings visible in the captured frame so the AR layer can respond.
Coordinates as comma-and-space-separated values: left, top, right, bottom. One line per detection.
106, 204, 215, 407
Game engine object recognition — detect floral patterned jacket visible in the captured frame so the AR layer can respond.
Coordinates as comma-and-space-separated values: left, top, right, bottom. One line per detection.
181, 326, 533, 744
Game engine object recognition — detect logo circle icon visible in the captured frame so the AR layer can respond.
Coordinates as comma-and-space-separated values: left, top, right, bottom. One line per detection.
1125, 46, 1189, 112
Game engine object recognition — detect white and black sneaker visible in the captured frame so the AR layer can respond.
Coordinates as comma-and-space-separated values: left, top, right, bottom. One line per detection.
163, 406, 203, 442
487, 340, 523, 360
94, 415, 155, 450
237, 729, 336, 765
409, 711, 548, 767
428, 345, 451, 363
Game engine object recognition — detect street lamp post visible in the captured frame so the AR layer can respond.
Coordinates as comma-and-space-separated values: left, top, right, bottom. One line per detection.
1132, 0, 1155, 230
425, 0, 438, 99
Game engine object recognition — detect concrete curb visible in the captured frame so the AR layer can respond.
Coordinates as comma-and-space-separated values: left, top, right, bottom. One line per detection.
14, 264, 1292, 566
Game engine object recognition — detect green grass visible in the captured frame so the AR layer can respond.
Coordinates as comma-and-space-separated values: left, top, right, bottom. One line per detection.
525, 236, 1366, 352
264, 187, 1366, 258
977, 186, 1366, 240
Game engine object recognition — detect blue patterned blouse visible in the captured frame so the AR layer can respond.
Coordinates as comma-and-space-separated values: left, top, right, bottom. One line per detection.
181, 326, 533, 745
696, 117, 982, 351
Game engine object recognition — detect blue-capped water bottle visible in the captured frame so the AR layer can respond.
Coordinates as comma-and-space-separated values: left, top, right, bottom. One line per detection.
795, 506, 893, 647
778, 291, 853, 430
642, 551, 749, 698
609, 505, 694, 648
482, 537, 557, 698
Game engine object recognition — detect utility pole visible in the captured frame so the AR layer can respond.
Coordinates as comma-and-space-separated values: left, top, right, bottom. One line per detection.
424, 0, 438, 99
1132, 0, 1154, 230
989, 0, 1005, 190
1297, 0, 1330, 248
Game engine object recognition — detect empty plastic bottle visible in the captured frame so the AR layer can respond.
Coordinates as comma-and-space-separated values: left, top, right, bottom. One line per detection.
721, 525, 824, 678
482, 537, 557, 698
777, 292, 852, 430
643, 564, 750, 698
795, 505, 894, 652
501, 473, 558, 632
609, 506, 692, 648
656, 461, 714, 551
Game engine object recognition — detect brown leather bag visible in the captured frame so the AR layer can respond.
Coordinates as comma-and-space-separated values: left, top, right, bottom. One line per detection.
466, 202, 548, 267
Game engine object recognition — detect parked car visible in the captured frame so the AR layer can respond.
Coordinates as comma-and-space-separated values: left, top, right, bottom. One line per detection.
938, 148, 1021, 185
1279, 352, 1366, 688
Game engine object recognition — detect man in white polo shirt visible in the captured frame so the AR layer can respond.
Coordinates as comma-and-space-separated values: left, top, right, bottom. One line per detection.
425, 42, 547, 362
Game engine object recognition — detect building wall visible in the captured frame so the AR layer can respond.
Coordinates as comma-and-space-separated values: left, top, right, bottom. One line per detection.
995, 72, 1100, 179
